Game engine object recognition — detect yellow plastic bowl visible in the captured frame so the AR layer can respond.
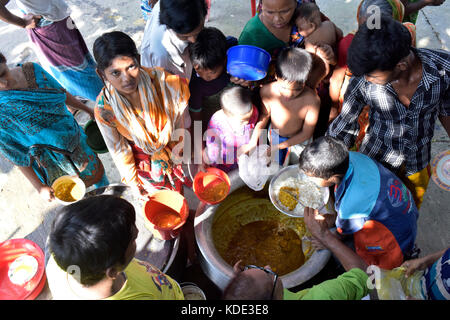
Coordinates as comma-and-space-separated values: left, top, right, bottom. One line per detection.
51, 175, 86, 205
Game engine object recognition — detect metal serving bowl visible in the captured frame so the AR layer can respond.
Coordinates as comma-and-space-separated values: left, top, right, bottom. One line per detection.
194, 169, 331, 291
269, 165, 330, 217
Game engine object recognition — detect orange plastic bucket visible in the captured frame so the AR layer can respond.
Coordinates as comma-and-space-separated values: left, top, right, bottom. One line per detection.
193, 168, 231, 204
143, 190, 189, 241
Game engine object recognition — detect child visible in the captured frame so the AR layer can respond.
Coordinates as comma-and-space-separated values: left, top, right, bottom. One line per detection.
188, 27, 233, 132
251, 47, 320, 166
294, 3, 343, 54
298, 136, 419, 270
205, 86, 259, 173
46, 195, 185, 300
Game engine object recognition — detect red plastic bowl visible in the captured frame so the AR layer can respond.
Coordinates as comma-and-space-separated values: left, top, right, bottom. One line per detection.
193, 167, 231, 204
0, 239, 46, 300
143, 190, 189, 241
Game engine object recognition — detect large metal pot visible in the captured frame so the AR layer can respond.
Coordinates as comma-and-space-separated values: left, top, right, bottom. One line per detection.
194, 169, 331, 291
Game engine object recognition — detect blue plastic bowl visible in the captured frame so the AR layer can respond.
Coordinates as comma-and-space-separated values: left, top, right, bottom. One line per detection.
227, 45, 271, 81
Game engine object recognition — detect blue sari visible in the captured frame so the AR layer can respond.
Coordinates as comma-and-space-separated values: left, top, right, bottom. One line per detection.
0, 62, 106, 187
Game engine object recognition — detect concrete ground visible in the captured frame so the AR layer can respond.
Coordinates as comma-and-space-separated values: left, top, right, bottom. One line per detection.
0, 0, 449, 296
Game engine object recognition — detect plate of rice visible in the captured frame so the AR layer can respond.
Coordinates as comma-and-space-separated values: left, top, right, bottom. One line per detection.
269, 165, 329, 217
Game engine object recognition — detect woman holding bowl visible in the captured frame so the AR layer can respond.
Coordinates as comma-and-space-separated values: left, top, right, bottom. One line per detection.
0, 53, 108, 202
237, 0, 334, 89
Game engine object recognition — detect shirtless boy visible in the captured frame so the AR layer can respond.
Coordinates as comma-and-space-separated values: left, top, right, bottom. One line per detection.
250, 47, 321, 165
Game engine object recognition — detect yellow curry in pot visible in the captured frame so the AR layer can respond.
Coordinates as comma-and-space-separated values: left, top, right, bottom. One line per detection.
212, 187, 313, 276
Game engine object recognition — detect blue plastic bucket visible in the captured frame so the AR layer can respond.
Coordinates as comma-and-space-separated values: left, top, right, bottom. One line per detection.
227, 45, 271, 81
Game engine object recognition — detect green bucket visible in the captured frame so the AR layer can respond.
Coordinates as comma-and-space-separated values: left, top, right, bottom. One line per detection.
84, 120, 108, 154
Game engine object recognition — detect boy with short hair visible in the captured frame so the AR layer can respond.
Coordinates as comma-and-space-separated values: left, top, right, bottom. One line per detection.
188, 27, 233, 131
298, 136, 419, 270
327, 15, 450, 209
250, 47, 320, 165
46, 195, 185, 300
140, 0, 207, 80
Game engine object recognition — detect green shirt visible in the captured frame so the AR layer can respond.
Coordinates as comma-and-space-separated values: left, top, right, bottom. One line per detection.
238, 14, 287, 56
105, 259, 185, 300
283, 268, 369, 300
47, 256, 184, 300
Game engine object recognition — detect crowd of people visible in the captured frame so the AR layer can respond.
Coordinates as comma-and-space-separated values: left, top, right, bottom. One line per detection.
0, 0, 448, 300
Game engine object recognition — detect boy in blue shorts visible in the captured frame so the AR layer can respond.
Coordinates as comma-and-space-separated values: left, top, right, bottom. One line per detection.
298, 136, 419, 270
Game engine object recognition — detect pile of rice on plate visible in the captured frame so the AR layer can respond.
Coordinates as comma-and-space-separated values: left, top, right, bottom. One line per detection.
271, 171, 327, 217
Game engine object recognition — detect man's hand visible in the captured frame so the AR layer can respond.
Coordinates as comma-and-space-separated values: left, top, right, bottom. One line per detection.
303, 207, 331, 243
23, 14, 42, 29
400, 258, 427, 277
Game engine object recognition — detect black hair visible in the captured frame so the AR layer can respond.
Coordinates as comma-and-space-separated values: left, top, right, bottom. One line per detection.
222, 272, 272, 300
189, 27, 227, 70
93, 31, 139, 72
48, 195, 136, 286
0, 52, 6, 64
275, 47, 312, 84
298, 136, 349, 179
358, 0, 393, 22
294, 2, 320, 22
221, 86, 253, 116
347, 14, 411, 77
159, 0, 207, 34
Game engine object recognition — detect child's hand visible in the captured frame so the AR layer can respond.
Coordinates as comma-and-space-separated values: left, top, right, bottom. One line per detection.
237, 143, 255, 157
312, 43, 336, 66
230, 76, 252, 88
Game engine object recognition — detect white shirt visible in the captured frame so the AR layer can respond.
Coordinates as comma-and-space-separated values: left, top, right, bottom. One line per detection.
140, 1, 192, 81
15, 0, 70, 21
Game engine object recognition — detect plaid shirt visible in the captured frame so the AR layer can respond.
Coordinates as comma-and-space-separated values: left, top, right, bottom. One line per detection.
327, 48, 450, 176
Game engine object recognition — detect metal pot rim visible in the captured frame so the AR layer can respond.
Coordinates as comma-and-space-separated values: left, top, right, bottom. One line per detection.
194, 169, 331, 289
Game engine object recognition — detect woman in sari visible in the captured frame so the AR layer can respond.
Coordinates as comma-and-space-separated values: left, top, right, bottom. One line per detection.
93, 31, 191, 198
235, 0, 334, 100
0, 53, 108, 202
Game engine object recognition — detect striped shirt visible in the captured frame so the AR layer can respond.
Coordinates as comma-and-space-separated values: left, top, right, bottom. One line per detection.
327, 48, 450, 176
